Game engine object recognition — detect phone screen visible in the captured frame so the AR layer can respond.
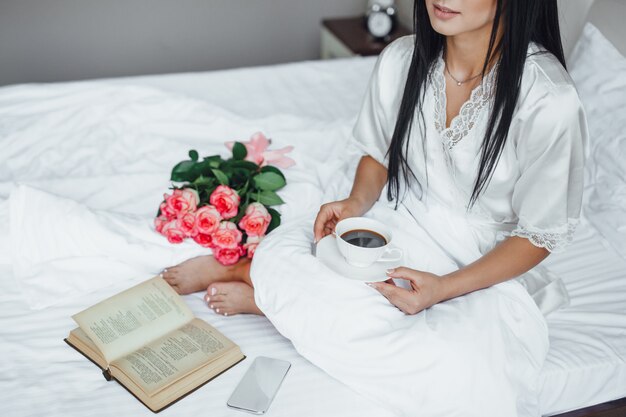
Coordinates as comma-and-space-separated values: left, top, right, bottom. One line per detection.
227, 356, 291, 414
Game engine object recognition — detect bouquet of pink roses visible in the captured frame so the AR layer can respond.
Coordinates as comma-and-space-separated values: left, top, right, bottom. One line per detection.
154, 132, 294, 265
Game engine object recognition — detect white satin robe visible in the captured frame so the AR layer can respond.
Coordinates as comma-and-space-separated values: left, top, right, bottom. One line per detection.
251, 36, 587, 417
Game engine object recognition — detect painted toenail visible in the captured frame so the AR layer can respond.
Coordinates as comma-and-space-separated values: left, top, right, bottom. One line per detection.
211, 287, 217, 296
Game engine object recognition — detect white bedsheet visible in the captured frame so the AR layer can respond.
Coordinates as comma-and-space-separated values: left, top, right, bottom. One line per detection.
0, 83, 394, 417
0, 56, 624, 416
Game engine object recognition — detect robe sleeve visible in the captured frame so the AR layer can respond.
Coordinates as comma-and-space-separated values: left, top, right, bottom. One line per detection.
351, 37, 411, 168
510, 85, 588, 252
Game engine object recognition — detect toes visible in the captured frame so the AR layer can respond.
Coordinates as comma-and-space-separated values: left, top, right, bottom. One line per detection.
161, 266, 181, 279
161, 268, 174, 280
209, 301, 228, 315
207, 283, 228, 297
207, 295, 226, 304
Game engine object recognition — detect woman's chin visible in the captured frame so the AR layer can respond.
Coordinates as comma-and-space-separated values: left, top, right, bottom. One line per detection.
429, 21, 465, 37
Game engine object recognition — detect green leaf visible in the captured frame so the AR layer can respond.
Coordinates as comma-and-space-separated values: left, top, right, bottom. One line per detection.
193, 175, 215, 187
260, 165, 286, 180
253, 172, 286, 191
201, 155, 222, 169
188, 150, 199, 162
211, 169, 229, 185
237, 180, 249, 197
232, 142, 247, 160
171, 160, 197, 182
267, 208, 281, 233
227, 160, 259, 171
232, 203, 248, 224
252, 190, 284, 206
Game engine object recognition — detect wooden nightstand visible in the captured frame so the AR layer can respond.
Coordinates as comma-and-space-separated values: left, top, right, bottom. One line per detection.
321, 16, 412, 59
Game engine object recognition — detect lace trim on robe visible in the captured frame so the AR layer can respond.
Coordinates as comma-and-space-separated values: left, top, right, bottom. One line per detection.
431, 55, 498, 150
510, 218, 579, 253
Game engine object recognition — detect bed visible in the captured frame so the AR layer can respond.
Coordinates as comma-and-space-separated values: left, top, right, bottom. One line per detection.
1, 7, 625, 417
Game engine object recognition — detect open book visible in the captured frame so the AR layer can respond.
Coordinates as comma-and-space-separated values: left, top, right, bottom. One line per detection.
65, 276, 245, 413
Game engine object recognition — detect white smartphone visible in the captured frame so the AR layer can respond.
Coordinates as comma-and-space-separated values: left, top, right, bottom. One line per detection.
226, 356, 291, 414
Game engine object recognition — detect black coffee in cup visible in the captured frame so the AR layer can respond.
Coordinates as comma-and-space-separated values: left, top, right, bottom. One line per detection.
340, 229, 387, 248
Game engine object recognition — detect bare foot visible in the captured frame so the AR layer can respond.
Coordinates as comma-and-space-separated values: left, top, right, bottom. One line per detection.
204, 282, 264, 316
162, 255, 248, 295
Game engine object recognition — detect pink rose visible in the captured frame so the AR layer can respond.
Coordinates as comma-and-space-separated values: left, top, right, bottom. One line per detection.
238, 203, 272, 237
166, 188, 199, 216
209, 185, 240, 219
193, 233, 213, 248
212, 221, 243, 249
244, 235, 262, 259
179, 212, 197, 237
159, 201, 177, 220
194, 205, 221, 235
214, 246, 244, 266
154, 215, 169, 233
161, 220, 185, 244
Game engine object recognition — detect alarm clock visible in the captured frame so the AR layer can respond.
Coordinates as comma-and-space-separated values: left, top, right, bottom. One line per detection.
366, 0, 397, 40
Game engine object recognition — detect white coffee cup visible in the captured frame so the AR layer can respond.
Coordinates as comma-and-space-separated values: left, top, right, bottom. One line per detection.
334, 217, 403, 267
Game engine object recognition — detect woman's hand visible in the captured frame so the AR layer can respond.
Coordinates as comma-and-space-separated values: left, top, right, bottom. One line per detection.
313, 156, 387, 242
313, 197, 367, 242
368, 267, 450, 315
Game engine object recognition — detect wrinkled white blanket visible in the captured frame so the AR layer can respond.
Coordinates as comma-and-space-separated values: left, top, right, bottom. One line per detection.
0, 83, 354, 307
2, 84, 549, 416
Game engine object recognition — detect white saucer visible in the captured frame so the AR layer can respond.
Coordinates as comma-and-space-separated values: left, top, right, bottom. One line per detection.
315, 235, 403, 282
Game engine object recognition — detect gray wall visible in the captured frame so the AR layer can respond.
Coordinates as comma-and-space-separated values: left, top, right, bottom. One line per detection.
0, 0, 367, 86
0, 0, 601, 87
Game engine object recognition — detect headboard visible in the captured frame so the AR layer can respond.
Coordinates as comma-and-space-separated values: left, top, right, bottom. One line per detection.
588, 0, 626, 56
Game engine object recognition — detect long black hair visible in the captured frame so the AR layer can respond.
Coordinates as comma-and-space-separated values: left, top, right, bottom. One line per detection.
386, 0, 566, 207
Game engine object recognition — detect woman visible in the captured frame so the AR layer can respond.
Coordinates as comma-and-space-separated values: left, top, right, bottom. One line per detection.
163, 0, 586, 414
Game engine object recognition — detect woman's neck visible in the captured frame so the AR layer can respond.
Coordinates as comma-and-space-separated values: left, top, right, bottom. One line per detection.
445, 24, 500, 78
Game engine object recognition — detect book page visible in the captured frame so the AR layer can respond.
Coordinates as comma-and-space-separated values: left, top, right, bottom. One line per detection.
110, 318, 236, 396
72, 276, 194, 363
66, 327, 108, 369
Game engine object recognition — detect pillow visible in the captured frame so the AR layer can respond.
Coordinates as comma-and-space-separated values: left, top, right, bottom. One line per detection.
568, 23, 626, 259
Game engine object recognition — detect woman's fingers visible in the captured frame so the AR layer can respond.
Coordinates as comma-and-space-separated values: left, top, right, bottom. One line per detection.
386, 266, 422, 285
313, 204, 343, 242
313, 198, 364, 242
313, 205, 333, 242
369, 282, 401, 299
369, 282, 419, 314
386, 266, 415, 278
383, 278, 397, 286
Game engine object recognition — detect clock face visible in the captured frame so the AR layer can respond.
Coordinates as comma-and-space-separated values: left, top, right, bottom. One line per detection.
367, 12, 393, 38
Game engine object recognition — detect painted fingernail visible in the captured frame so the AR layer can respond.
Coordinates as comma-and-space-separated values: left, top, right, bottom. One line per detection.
163, 268, 168, 273
211, 287, 217, 296
224, 312, 228, 316
216, 308, 220, 313
210, 304, 214, 308
206, 296, 210, 302
386, 268, 395, 274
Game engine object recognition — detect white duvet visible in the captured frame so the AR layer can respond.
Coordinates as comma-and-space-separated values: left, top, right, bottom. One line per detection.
0, 82, 353, 302
0, 82, 551, 417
